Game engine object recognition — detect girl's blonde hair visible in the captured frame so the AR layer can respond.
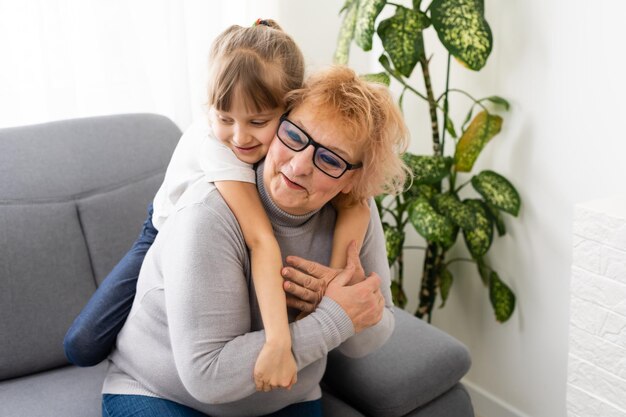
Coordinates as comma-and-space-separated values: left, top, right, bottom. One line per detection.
285, 66, 411, 203
207, 20, 304, 112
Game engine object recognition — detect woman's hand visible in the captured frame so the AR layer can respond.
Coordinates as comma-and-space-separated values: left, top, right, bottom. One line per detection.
325, 269, 384, 333
282, 242, 366, 313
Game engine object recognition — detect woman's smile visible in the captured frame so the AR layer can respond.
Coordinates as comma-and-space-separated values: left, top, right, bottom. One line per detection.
280, 172, 307, 192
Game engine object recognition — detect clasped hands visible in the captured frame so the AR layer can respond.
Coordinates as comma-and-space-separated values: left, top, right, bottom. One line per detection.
281, 241, 385, 333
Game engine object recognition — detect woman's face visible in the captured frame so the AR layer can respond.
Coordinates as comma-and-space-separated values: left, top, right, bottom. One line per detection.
263, 102, 363, 215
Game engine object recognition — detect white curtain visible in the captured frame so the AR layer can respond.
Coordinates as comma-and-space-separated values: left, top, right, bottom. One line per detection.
0, 0, 280, 130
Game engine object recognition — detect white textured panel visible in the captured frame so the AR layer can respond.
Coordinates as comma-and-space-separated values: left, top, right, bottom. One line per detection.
572, 238, 602, 273
569, 325, 626, 379
602, 245, 626, 286
569, 198, 626, 417
601, 311, 626, 350
568, 355, 626, 411
567, 385, 626, 417
571, 267, 626, 317
574, 205, 626, 251
570, 296, 609, 336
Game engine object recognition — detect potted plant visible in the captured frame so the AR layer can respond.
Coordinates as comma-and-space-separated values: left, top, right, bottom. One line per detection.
334, 0, 521, 323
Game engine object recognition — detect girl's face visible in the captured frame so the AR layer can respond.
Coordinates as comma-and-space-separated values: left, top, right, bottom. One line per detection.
263, 101, 363, 215
209, 91, 282, 165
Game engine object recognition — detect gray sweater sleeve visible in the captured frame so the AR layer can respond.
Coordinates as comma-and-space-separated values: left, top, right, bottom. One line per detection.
334, 200, 396, 358
160, 201, 354, 405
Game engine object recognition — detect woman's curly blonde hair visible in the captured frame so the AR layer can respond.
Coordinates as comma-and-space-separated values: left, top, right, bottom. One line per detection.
285, 66, 411, 203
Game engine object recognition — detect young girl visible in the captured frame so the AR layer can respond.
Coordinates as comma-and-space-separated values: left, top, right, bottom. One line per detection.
64, 19, 370, 392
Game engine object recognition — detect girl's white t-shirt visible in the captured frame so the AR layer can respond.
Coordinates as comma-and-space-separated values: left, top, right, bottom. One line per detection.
152, 119, 256, 230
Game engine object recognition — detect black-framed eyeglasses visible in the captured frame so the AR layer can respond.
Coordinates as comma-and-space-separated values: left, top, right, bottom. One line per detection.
276, 114, 363, 179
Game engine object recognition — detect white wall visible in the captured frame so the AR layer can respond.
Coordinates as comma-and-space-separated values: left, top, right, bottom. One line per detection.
281, 1, 626, 417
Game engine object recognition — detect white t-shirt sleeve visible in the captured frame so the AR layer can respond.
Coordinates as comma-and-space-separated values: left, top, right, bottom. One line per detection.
200, 133, 255, 184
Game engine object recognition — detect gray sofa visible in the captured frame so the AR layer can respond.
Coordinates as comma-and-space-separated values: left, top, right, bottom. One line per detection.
0, 114, 474, 417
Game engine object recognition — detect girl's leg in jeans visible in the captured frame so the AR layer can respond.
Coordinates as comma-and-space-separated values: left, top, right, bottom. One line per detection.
64, 204, 158, 367
102, 395, 208, 417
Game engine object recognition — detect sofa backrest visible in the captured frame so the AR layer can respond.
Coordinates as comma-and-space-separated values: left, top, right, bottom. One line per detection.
0, 114, 180, 380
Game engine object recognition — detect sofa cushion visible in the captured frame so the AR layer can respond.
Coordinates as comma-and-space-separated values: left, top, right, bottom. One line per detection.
0, 202, 95, 380
0, 114, 180, 381
321, 391, 366, 417
77, 173, 164, 285
409, 384, 474, 417
0, 113, 180, 202
0, 362, 107, 417
323, 307, 472, 417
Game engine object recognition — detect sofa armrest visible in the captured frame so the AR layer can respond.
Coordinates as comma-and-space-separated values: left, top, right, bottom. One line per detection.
322, 307, 471, 417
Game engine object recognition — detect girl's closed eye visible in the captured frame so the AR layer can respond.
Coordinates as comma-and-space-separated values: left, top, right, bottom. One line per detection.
251, 120, 270, 127
218, 116, 233, 125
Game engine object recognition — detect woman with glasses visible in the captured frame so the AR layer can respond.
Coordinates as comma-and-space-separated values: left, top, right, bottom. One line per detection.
101, 65, 410, 417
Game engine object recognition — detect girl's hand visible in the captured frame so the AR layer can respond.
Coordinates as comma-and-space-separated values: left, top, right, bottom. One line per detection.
254, 341, 297, 392
282, 242, 366, 313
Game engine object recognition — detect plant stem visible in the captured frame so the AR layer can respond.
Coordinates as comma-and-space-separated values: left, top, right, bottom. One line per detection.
387, 1, 404, 7
381, 206, 396, 218
416, 243, 445, 322
386, 70, 430, 103
404, 245, 427, 250
441, 52, 451, 154
449, 167, 457, 192
398, 86, 408, 113
454, 178, 472, 193
418, 45, 441, 155
437, 89, 488, 111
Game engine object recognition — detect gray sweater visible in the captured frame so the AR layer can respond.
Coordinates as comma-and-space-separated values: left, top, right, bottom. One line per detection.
102, 163, 395, 417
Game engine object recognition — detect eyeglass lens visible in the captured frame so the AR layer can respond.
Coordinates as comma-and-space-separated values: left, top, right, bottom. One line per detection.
278, 120, 348, 178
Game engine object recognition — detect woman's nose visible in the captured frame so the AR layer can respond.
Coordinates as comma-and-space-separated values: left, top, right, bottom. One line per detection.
289, 145, 315, 176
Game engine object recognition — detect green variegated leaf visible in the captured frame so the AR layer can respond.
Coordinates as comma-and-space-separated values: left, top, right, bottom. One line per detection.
472, 170, 521, 216
489, 271, 515, 322
391, 281, 408, 308
476, 257, 490, 286
454, 111, 502, 172
379, 54, 404, 79
433, 193, 476, 229
444, 113, 457, 138
355, 0, 386, 51
430, 0, 492, 71
334, 0, 360, 64
485, 202, 506, 236
361, 72, 391, 86
377, 6, 430, 77
484, 95, 510, 111
409, 198, 457, 248
438, 267, 453, 307
403, 153, 451, 185
383, 223, 404, 266
462, 199, 493, 257
405, 182, 437, 201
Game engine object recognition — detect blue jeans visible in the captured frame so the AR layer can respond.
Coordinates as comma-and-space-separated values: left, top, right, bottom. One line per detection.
64, 204, 158, 366
102, 395, 322, 417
